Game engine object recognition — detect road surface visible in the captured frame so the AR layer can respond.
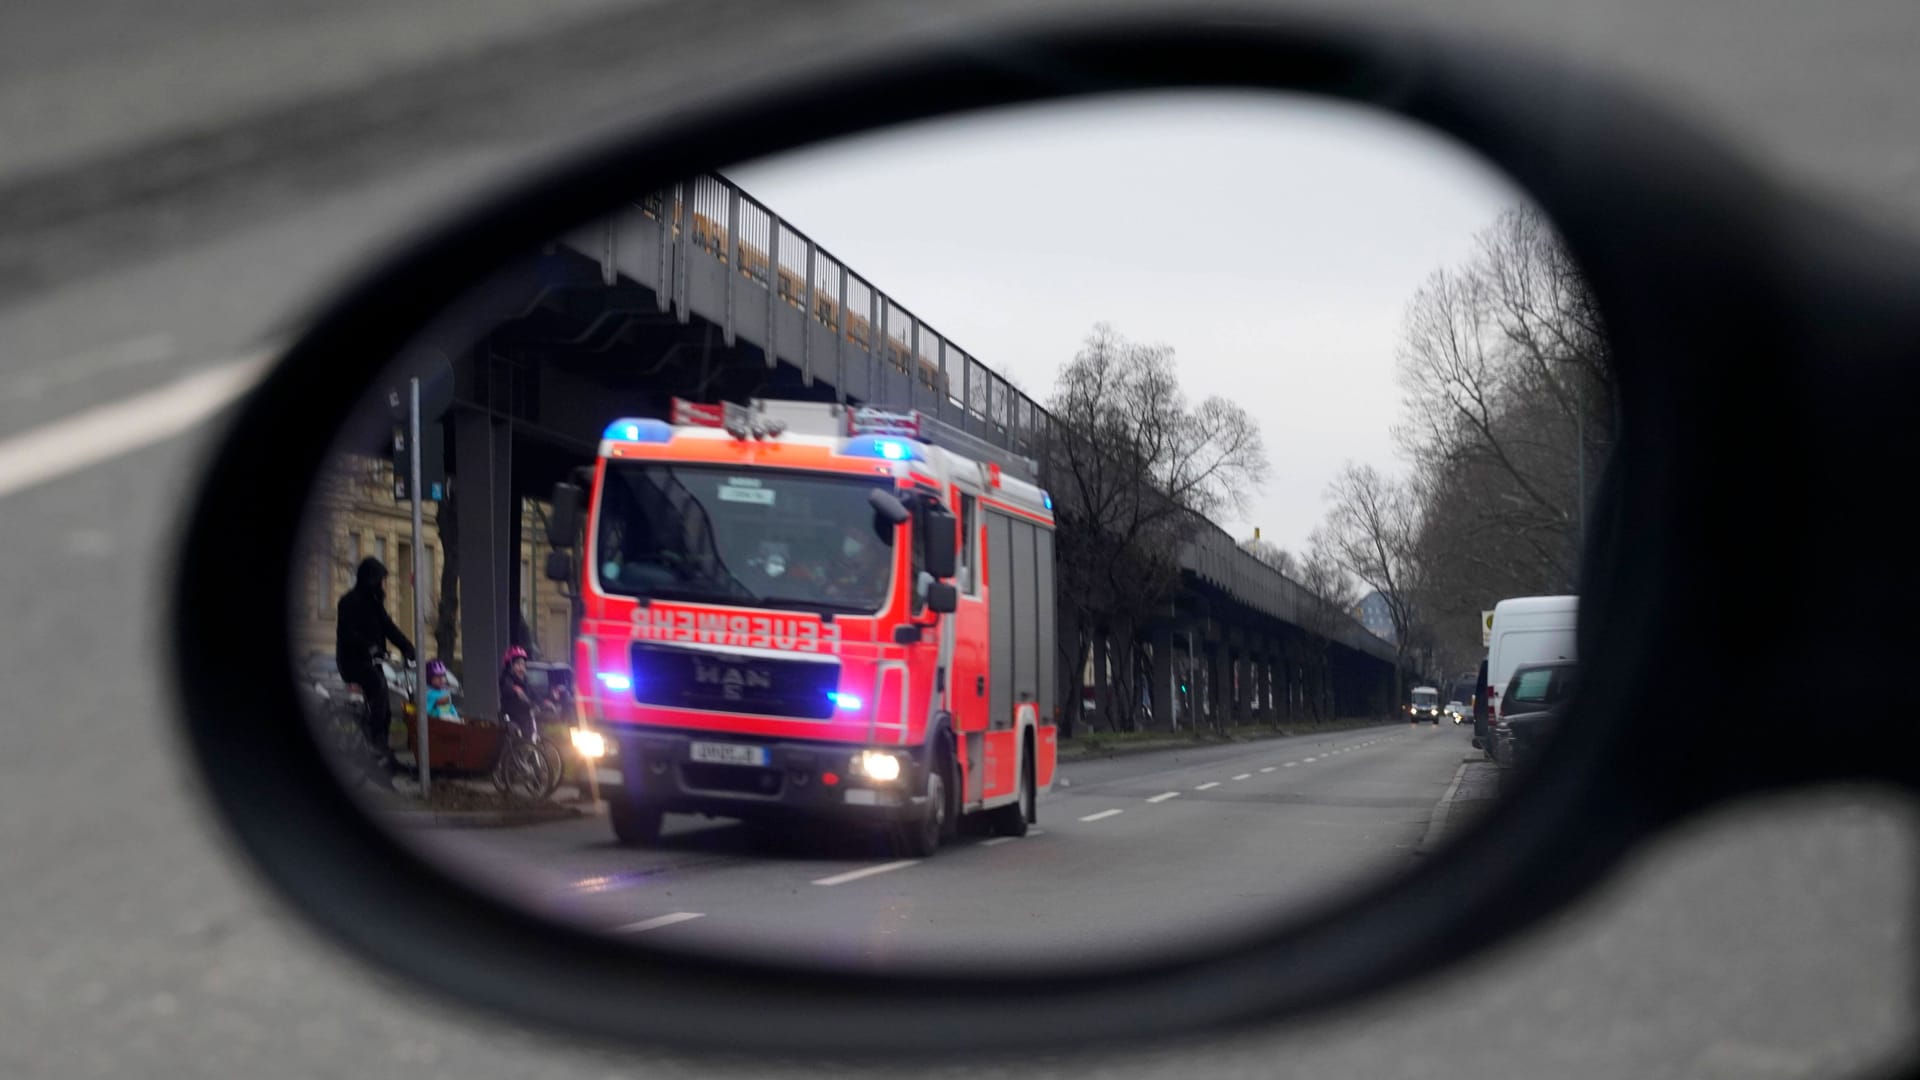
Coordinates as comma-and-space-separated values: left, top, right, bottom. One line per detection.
0, 2, 1915, 1078
400, 725, 1461, 968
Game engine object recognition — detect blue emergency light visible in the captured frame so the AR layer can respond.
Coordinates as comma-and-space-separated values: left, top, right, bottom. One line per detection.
602, 418, 673, 443
596, 672, 633, 691
828, 691, 863, 711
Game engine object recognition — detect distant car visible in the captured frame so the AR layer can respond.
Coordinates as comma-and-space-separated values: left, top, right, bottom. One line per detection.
1445, 699, 1468, 724
1407, 685, 1443, 724
1489, 660, 1578, 768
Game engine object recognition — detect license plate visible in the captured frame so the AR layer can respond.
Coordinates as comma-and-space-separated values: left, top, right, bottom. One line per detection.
689, 741, 769, 767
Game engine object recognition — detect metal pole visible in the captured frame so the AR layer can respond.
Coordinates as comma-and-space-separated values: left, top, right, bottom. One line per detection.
409, 378, 431, 798
1575, 375, 1586, 571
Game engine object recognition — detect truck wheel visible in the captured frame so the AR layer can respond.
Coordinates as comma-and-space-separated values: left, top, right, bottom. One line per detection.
989, 753, 1033, 837
609, 799, 663, 847
899, 749, 953, 858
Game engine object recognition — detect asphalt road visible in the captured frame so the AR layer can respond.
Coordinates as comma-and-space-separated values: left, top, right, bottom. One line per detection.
397, 724, 1460, 969
1, 2, 1917, 1078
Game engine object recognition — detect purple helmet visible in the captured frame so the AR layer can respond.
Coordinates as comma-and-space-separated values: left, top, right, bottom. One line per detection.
424, 659, 448, 679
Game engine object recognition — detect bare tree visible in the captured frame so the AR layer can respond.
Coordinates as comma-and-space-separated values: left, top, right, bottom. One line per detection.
1316, 463, 1425, 706
1239, 537, 1297, 578
1045, 324, 1269, 731
1295, 542, 1356, 720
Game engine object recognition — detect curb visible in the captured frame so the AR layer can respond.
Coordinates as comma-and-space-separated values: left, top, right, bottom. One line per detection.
1415, 761, 1470, 856
380, 804, 585, 829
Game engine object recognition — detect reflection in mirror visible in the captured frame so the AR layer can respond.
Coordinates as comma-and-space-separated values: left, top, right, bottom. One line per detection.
288, 92, 1614, 970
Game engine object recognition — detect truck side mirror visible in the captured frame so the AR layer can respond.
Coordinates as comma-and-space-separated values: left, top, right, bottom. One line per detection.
868, 488, 910, 527
544, 550, 574, 583
549, 483, 583, 546
923, 509, 957, 579
926, 581, 958, 614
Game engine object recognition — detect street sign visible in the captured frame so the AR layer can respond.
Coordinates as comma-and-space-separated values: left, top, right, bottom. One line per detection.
1481, 610, 1495, 646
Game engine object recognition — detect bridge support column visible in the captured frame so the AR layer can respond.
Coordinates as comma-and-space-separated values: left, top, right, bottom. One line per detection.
453, 407, 514, 721
1149, 624, 1174, 732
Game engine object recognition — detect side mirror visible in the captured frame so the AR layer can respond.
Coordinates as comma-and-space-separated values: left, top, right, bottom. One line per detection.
923, 509, 958, 579
544, 550, 574, 583
868, 488, 910, 527
549, 483, 583, 547
926, 582, 958, 614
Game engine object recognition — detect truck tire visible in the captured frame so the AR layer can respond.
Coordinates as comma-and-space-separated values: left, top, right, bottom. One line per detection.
989, 750, 1033, 837
609, 799, 663, 847
899, 748, 953, 858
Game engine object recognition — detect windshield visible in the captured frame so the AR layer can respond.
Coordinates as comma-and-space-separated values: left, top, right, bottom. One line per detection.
594, 462, 897, 614
1413, 689, 1439, 706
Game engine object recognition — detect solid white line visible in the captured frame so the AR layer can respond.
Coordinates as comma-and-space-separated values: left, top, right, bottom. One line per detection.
0, 355, 268, 500
1079, 809, 1124, 822
813, 859, 920, 886
613, 912, 705, 934
1195, 781, 1220, 791
1146, 791, 1180, 803
980, 836, 1018, 847
1232, 773, 1252, 781
1260, 766, 1276, 773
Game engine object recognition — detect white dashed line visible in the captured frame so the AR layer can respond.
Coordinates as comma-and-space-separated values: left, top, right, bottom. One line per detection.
813, 860, 920, 886
1283, 761, 1298, 767
1303, 757, 1319, 763
1260, 766, 1275, 773
981, 836, 1019, 847
1232, 773, 1252, 780
1195, 781, 1220, 791
614, 912, 705, 934
1079, 809, 1124, 822
1146, 791, 1181, 803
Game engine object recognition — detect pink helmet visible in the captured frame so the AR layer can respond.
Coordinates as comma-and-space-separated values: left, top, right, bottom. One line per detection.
502, 645, 529, 667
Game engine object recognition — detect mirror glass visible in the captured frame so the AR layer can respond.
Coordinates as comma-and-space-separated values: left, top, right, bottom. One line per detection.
288, 92, 1615, 969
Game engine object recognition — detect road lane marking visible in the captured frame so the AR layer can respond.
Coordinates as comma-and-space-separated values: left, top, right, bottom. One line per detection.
1260, 766, 1275, 773
1079, 809, 1124, 822
614, 912, 705, 934
1283, 761, 1298, 767
1195, 781, 1220, 790
0, 354, 269, 500
1146, 791, 1180, 803
1232, 773, 1252, 780
981, 836, 1019, 847
813, 859, 920, 886
1303, 757, 1319, 762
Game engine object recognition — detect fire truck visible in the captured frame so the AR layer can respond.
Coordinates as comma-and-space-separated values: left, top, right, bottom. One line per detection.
547, 398, 1059, 855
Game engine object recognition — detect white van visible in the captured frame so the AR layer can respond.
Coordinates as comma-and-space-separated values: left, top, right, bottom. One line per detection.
1484, 596, 1578, 728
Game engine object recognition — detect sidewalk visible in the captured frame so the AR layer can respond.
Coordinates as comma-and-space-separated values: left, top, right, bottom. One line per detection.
1415, 755, 1503, 855
361, 775, 590, 829
1056, 715, 1400, 762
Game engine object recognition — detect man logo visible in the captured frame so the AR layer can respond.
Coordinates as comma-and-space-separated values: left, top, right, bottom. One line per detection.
693, 659, 772, 701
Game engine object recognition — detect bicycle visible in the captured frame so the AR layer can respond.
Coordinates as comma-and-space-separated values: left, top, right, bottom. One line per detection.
491, 721, 564, 800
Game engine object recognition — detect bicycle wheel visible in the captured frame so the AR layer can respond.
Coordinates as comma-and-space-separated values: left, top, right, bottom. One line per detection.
503, 740, 549, 800
534, 738, 565, 797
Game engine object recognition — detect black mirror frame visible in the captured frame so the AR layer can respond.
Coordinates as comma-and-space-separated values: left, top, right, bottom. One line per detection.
923, 508, 959, 581
169, 7, 1916, 1062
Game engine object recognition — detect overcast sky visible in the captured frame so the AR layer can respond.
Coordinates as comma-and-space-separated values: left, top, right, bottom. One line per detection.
732, 92, 1530, 556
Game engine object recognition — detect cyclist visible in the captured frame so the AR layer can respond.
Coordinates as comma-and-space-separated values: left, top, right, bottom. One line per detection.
335, 557, 415, 787
499, 646, 536, 738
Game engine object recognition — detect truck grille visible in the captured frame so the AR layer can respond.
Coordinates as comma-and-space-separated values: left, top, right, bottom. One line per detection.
629, 642, 840, 719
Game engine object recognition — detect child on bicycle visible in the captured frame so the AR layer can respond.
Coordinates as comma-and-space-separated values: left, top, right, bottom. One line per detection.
423, 659, 463, 724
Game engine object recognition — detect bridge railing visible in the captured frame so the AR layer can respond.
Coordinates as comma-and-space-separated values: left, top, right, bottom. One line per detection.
625, 173, 1393, 664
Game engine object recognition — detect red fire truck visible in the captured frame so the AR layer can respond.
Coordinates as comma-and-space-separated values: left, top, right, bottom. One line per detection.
549, 398, 1059, 855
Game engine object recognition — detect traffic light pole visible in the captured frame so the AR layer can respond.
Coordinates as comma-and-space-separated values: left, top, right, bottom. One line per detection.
409, 377, 431, 799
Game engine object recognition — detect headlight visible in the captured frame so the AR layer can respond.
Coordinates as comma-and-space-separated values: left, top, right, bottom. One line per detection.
855, 750, 902, 782
570, 728, 607, 759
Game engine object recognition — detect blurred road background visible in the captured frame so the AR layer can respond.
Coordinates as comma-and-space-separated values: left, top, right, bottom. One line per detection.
1, 2, 1914, 1077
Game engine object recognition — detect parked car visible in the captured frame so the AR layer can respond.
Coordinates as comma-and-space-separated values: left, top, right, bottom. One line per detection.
1489, 660, 1578, 768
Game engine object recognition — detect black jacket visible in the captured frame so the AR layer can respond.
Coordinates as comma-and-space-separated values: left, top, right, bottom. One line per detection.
336, 561, 414, 672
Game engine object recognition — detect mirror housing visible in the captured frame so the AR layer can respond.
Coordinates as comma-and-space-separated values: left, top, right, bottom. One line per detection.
923, 509, 958, 579
548, 483, 583, 547
868, 487, 910, 527
925, 582, 958, 614
544, 550, 574, 584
